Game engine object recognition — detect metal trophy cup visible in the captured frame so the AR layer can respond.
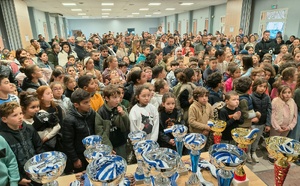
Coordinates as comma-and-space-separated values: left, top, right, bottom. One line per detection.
134, 140, 159, 185
164, 124, 188, 175
183, 133, 207, 186
86, 155, 127, 186
142, 148, 180, 186
265, 136, 300, 186
231, 128, 260, 182
84, 144, 113, 163
209, 102, 227, 144
209, 143, 247, 186
128, 130, 147, 184
82, 135, 102, 149
24, 151, 67, 186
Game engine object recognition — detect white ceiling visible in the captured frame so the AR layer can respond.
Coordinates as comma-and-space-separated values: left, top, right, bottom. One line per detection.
24, 0, 226, 19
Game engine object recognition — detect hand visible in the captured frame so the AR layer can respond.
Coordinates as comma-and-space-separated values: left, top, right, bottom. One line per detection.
117, 106, 124, 115
264, 126, 271, 132
42, 137, 48, 143
112, 150, 116, 155
232, 111, 241, 120
73, 159, 82, 169
256, 111, 261, 118
281, 126, 290, 132
168, 139, 175, 146
75, 171, 84, 180
251, 117, 259, 123
19, 178, 31, 186
203, 130, 210, 136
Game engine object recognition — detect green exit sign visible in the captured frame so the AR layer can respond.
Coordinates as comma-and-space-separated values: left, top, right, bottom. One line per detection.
271, 4, 277, 9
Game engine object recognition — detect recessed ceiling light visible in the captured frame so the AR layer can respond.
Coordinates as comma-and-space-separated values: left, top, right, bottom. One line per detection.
102, 13, 109, 15
145, 15, 152, 17
165, 8, 175, 11
62, 3, 76, 6
101, 3, 114, 6
180, 3, 194, 5
78, 13, 86, 15
102, 9, 111, 11
148, 3, 161, 6
139, 8, 149, 11
127, 15, 133, 17
71, 9, 82, 11
102, 16, 109, 18
153, 12, 161, 14
132, 13, 139, 15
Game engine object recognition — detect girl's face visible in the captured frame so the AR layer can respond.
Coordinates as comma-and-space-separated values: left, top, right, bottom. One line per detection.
20, 50, 27, 58
110, 58, 118, 68
23, 100, 40, 118
67, 78, 77, 90
265, 71, 271, 80
52, 84, 64, 99
280, 88, 292, 102
23, 59, 31, 68
67, 67, 76, 76
144, 69, 152, 81
123, 57, 130, 64
137, 72, 147, 85
209, 48, 216, 56
248, 48, 254, 55
225, 53, 233, 62
118, 88, 125, 99
136, 88, 151, 106
252, 56, 259, 65
294, 53, 300, 62
40, 53, 48, 62
63, 44, 70, 53
54, 74, 64, 83
86, 59, 94, 70
33, 67, 43, 79
148, 85, 155, 98
280, 46, 288, 53
233, 69, 241, 79
42, 88, 53, 102
161, 83, 170, 94
76, 64, 83, 72
256, 83, 267, 94
162, 97, 176, 113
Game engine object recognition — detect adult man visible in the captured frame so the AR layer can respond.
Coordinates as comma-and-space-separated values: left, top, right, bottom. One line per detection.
145, 36, 154, 51
255, 30, 276, 60
47, 43, 60, 66
90, 51, 101, 71
124, 35, 132, 55
163, 36, 175, 56
74, 37, 88, 61
68, 36, 76, 50
37, 34, 50, 51
194, 35, 209, 53
107, 38, 117, 53
26, 39, 43, 56
99, 45, 110, 71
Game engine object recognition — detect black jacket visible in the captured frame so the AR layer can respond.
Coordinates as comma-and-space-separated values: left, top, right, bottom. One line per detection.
21, 77, 47, 92
255, 39, 276, 60
250, 92, 272, 126
0, 122, 44, 181
74, 44, 88, 61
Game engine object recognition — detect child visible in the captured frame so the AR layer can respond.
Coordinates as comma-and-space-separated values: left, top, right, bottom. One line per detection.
19, 91, 40, 125
98, 84, 130, 159
203, 56, 219, 81
65, 55, 76, 67
77, 75, 104, 111
66, 66, 77, 79
137, 45, 150, 64
241, 55, 253, 77
188, 87, 213, 136
219, 91, 244, 144
75, 61, 84, 74
158, 92, 183, 149
151, 79, 170, 109
0, 75, 19, 105
118, 85, 130, 111
129, 85, 159, 141
193, 68, 203, 87
206, 72, 224, 105
166, 61, 179, 88
289, 75, 300, 141
143, 66, 153, 82
62, 88, 111, 173
249, 78, 271, 163
151, 65, 167, 84
21, 65, 47, 92
15, 57, 31, 86
123, 69, 147, 101
225, 65, 241, 92
119, 62, 128, 78
0, 135, 20, 186
63, 75, 77, 98
0, 102, 44, 186
10, 83, 18, 96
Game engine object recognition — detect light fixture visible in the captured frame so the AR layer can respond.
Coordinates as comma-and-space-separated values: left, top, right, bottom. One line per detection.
71, 9, 82, 11
102, 9, 111, 11
62, 3, 76, 6
139, 8, 149, 11
132, 13, 140, 15
148, 3, 161, 6
102, 13, 109, 15
153, 12, 161, 14
78, 13, 86, 15
101, 3, 114, 6
165, 8, 175, 10
180, 3, 194, 6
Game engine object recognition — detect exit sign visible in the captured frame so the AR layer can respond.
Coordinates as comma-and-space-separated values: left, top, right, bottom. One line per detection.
271, 4, 277, 9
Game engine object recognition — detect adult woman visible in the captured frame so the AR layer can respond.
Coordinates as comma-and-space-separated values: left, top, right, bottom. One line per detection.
80, 57, 102, 82
37, 51, 54, 82
58, 42, 78, 67
244, 34, 257, 49
102, 56, 125, 83
129, 40, 142, 63
116, 42, 128, 60
241, 55, 254, 77
182, 40, 194, 56
21, 65, 47, 92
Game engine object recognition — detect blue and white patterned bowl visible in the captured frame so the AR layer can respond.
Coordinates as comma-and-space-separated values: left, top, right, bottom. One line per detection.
183, 133, 207, 151
128, 131, 147, 145
82, 135, 102, 149
84, 144, 113, 163
86, 155, 127, 186
24, 151, 66, 184
172, 125, 188, 139
209, 143, 247, 171
134, 140, 159, 159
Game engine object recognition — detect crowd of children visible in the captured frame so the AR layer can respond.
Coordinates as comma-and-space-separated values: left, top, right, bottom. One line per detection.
0, 28, 300, 185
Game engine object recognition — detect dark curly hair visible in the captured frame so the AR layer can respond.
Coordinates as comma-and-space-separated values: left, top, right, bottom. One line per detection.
206, 72, 222, 89
234, 77, 252, 93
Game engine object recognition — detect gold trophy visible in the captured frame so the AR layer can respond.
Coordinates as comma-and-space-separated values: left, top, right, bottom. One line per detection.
231, 128, 260, 184
208, 102, 226, 144
265, 136, 300, 186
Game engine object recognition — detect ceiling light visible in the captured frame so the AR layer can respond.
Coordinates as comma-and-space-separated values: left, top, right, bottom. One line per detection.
78, 13, 86, 15
180, 3, 194, 5
102, 9, 111, 11
148, 3, 161, 6
132, 13, 140, 15
166, 8, 175, 10
102, 16, 109, 18
139, 8, 149, 11
153, 12, 161, 14
102, 13, 109, 15
145, 15, 152, 17
71, 9, 82, 11
101, 3, 114, 6
62, 3, 76, 6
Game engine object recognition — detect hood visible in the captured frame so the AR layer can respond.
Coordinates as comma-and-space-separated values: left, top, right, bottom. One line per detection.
21, 77, 40, 91
0, 121, 27, 134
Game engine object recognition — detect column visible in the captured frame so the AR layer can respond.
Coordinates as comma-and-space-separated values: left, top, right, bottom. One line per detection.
208, 6, 215, 34
240, 0, 253, 35
28, 7, 37, 39
55, 16, 62, 37
189, 11, 193, 34
175, 14, 178, 32
45, 12, 53, 40
62, 17, 68, 38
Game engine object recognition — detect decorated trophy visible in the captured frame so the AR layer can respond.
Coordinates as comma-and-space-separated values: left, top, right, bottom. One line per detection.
24, 151, 67, 186
231, 128, 260, 184
265, 136, 300, 186
142, 147, 180, 186
82, 135, 102, 149
209, 143, 247, 186
208, 102, 227, 144
183, 133, 207, 186
128, 130, 147, 183
164, 124, 188, 175
86, 155, 127, 186
84, 144, 113, 163
134, 140, 159, 185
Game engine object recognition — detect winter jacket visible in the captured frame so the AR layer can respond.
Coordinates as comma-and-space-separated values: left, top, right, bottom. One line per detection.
0, 122, 44, 181
62, 106, 111, 163
188, 101, 213, 134
238, 92, 256, 128
207, 87, 223, 105
53, 95, 73, 119
21, 77, 47, 92
58, 50, 78, 67
250, 92, 272, 126
74, 44, 88, 61
255, 39, 276, 60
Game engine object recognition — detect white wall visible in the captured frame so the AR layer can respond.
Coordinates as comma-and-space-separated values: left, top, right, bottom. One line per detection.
67, 18, 159, 37
33, 9, 47, 38
165, 15, 176, 33
49, 16, 57, 38
178, 12, 189, 34
213, 3, 226, 34
58, 17, 65, 38
193, 8, 209, 33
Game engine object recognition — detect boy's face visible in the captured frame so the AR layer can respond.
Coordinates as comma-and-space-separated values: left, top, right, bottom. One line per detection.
160, 83, 169, 94
0, 78, 12, 94
84, 79, 97, 93
105, 94, 120, 108
143, 47, 150, 55
75, 98, 91, 113
120, 66, 127, 74
69, 58, 75, 64
171, 64, 179, 71
197, 95, 208, 105
179, 62, 186, 69
118, 88, 125, 99
247, 48, 254, 55
144, 70, 152, 80
2, 107, 23, 128
76, 64, 83, 72
210, 60, 218, 70
226, 95, 239, 109
159, 70, 167, 79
